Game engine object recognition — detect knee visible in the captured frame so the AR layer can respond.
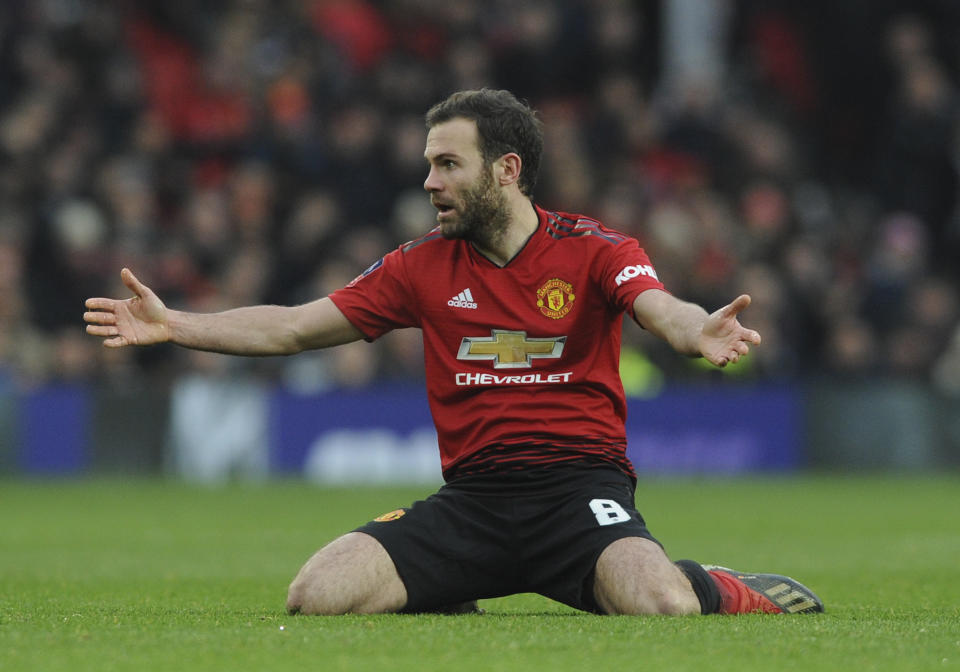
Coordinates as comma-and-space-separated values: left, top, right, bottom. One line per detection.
285, 532, 407, 615
284, 546, 349, 615
285, 579, 307, 615
286, 577, 314, 615
593, 537, 702, 616
286, 576, 338, 615
646, 588, 701, 616
285, 554, 354, 615
602, 585, 700, 616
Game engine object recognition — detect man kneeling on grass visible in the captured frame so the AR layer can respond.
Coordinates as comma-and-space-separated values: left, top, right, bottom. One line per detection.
85, 88, 823, 617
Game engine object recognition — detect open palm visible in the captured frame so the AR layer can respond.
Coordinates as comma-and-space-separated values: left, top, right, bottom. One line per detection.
697, 294, 762, 367
84, 268, 170, 348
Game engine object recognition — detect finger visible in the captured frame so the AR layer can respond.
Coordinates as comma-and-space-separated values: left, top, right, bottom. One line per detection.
720, 294, 751, 319
84, 311, 117, 325
120, 267, 147, 297
103, 336, 129, 348
85, 298, 116, 311
744, 329, 762, 345
86, 324, 119, 337
712, 346, 749, 367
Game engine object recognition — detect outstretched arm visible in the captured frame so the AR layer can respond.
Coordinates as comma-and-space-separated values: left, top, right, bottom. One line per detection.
84, 268, 364, 356
631, 289, 761, 367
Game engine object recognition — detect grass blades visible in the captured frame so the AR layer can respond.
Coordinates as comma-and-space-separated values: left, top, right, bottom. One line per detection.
2, 477, 958, 672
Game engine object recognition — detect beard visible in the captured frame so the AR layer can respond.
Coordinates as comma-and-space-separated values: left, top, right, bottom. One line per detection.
439, 167, 510, 249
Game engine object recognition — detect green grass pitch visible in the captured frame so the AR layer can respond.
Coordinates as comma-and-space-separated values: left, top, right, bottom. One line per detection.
2, 476, 958, 672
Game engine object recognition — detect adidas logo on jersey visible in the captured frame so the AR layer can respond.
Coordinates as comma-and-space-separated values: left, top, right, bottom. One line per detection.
448, 288, 478, 309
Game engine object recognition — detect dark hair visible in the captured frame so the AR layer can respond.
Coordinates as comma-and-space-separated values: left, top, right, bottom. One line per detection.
425, 89, 543, 197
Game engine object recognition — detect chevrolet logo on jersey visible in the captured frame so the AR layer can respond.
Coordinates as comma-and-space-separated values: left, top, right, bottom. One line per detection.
457, 330, 566, 369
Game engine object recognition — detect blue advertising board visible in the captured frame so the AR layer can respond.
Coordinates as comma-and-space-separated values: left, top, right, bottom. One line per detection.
268, 384, 801, 482
19, 384, 91, 474
12, 382, 801, 478
625, 385, 802, 473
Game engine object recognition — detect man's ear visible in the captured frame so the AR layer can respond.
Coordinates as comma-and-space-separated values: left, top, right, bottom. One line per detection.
496, 152, 523, 187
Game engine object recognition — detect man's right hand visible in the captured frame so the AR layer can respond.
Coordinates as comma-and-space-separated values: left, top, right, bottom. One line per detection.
84, 268, 170, 348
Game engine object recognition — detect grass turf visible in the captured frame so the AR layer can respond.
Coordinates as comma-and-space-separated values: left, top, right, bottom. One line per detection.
1, 476, 958, 672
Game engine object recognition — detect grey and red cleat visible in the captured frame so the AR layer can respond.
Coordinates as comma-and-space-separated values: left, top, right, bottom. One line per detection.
704, 566, 824, 614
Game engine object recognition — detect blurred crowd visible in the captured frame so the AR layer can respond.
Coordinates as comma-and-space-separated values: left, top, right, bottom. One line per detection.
1, 0, 959, 394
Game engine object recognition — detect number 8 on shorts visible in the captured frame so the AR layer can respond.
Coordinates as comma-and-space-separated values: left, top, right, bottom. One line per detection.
589, 498, 631, 526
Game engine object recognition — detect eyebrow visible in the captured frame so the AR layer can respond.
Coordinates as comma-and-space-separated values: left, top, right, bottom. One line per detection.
424, 151, 462, 163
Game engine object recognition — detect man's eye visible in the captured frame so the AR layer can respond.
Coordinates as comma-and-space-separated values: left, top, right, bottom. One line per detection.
444, 160, 456, 169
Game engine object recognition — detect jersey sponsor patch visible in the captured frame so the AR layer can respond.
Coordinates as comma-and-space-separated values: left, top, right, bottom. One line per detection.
536, 278, 575, 319
455, 371, 573, 386
457, 330, 566, 369
614, 263, 658, 286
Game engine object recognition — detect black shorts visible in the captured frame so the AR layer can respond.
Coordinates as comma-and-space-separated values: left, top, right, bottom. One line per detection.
353, 465, 660, 614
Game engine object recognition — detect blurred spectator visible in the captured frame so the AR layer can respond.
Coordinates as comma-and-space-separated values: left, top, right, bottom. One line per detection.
933, 326, 960, 395
875, 13, 959, 256
825, 317, 880, 378
0, 0, 956, 393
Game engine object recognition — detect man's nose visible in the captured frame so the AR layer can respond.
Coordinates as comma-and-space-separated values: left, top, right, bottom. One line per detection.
424, 167, 441, 192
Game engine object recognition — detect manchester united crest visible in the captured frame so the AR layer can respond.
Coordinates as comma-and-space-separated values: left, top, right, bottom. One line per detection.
536, 278, 576, 319
374, 509, 406, 522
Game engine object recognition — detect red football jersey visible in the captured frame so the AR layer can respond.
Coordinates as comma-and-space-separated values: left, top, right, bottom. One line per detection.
329, 205, 666, 480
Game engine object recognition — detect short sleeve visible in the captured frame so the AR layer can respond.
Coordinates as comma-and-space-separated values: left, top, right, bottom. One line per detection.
600, 238, 667, 318
328, 247, 420, 340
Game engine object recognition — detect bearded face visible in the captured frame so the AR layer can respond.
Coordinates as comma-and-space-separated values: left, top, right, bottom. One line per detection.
424, 118, 515, 253
437, 163, 510, 248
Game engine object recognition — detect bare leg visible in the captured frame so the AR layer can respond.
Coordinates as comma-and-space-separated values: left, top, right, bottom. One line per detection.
593, 537, 701, 615
286, 532, 407, 615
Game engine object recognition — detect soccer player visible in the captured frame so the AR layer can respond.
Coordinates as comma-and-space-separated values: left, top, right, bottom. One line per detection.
84, 89, 823, 617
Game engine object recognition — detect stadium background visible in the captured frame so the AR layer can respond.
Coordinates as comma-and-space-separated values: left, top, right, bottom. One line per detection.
1, 0, 959, 480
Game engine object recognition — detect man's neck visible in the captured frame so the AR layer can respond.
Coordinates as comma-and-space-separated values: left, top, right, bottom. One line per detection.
472, 198, 538, 267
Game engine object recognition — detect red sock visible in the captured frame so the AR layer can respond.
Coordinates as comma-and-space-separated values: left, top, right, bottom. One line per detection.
708, 570, 782, 614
